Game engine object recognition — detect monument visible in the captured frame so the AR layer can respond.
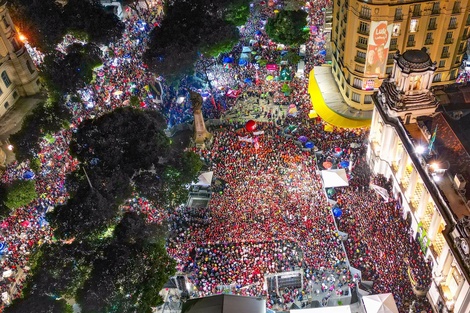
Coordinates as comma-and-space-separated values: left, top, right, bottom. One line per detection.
190, 91, 212, 149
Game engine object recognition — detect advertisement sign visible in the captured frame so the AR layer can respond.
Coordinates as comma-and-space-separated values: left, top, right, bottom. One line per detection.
365, 21, 393, 77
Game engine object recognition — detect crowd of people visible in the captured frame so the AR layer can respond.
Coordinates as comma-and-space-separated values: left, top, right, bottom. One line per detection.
0, 0, 435, 312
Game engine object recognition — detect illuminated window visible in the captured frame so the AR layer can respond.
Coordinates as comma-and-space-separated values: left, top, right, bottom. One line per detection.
410, 19, 419, 33
392, 24, 400, 36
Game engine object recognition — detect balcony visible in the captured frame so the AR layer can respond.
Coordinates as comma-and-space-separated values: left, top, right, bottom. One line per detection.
449, 23, 458, 30
356, 42, 367, 50
444, 38, 454, 44
357, 27, 369, 35
390, 44, 398, 51
431, 9, 440, 15
407, 41, 416, 47
428, 23, 437, 30
452, 8, 461, 14
441, 52, 450, 58
425, 39, 433, 45
359, 13, 371, 20
394, 14, 403, 21
354, 56, 365, 64
412, 10, 421, 17
387, 59, 394, 65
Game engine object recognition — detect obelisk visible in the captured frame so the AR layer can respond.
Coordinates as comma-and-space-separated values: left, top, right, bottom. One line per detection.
190, 91, 212, 148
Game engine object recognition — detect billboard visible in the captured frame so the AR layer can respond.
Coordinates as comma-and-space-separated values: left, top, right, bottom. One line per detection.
365, 21, 393, 77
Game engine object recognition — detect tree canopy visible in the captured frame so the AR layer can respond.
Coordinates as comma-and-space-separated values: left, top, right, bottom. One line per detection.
265, 10, 309, 46
40, 43, 103, 94
9, 100, 71, 162
144, 0, 241, 83
2, 179, 37, 210
8, 0, 124, 53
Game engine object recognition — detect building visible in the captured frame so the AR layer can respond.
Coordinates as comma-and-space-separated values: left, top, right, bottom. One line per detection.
332, 0, 470, 111
369, 48, 470, 313
0, 1, 40, 118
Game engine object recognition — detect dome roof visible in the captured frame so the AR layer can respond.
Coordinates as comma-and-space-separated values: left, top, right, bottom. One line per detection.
395, 48, 435, 72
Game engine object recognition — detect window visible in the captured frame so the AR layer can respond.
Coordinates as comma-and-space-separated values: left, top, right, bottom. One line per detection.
449, 17, 458, 29
442, 46, 450, 58
413, 4, 421, 17
1, 71, 11, 88
352, 92, 361, 103
358, 36, 368, 46
410, 19, 419, 32
431, 2, 440, 14
3, 102, 9, 109
467, 14, 470, 26
26, 60, 34, 74
453, 1, 461, 14
407, 34, 415, 47
390, 38, 397, 49
359, 21, 369, 34
1, 16, 9, 29
364, 95, 372, 104
0, 87, 3, 96
360, 6, 371, 19
357, 51, 366, 59
394, 8, 402, 20
11, 38, 20, 51
439, 60, 446, 68
425, 32, 433, 45
386, 67, 393, 74
353, 77, 362, 88
450, 70, 457, 80
12, 91, 17, 99
392, 24, 400, 36
433, 73, 442, 82
428, 18, 437, 30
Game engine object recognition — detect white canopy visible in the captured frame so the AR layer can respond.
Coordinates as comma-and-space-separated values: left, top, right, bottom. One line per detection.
362, 293, 399, 313
196, 171, 214, 186
321, 169, 349, 188
291, 305, 352, 313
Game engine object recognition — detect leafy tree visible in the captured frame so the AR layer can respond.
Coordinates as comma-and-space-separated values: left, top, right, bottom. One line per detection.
176, 151, 204, 184
40, 43, 103, 93
10, 100, 71, 162
77, 212, 175, 313
284, 0, 306, 10
70, 107, 170, 176
63, 0, 125, 45
8, 0, 66, 51
144, 0, 240, 83
48, 186, 115, 240
265, 10, 309, 46
4, 295, 72, 313
223, 0, 251, 26
3, 179, 37, 209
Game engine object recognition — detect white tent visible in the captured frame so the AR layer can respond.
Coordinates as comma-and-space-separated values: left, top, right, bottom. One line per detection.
196, 171, 214, 186
321, 169, 349, 188
362, 293, 399, 313
291, 305, 352, 313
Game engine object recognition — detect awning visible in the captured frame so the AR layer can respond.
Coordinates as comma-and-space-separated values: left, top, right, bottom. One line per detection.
308, 69, 371, 129
321, 169, 349, 188
362, 293, 399, 313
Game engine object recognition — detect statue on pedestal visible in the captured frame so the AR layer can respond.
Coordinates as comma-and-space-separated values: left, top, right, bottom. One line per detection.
190, 91, 212, 149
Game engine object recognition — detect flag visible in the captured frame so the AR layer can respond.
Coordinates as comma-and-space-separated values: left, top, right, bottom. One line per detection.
428, 125, 437, 153
369, 184, 389, 202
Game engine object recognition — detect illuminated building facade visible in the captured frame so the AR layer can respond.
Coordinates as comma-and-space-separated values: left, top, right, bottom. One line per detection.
332, 0, 470, 111
0, 1, 40, 117
369, 48, 470, 313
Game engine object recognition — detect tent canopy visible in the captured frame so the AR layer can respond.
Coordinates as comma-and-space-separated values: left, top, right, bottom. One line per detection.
321, 169, 349, 188
196, 172, 213, 186
291, 305, 352, 313
362, 293, 399, 313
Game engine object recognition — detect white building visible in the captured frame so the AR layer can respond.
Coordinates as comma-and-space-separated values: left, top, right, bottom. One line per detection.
369, 48, 470, 313
0, 0, 40, 118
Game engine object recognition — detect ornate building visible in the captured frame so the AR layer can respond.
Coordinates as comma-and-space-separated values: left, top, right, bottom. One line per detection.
0, 1, 40, 117
369, 48, 470, 312
332, 0, 470, 111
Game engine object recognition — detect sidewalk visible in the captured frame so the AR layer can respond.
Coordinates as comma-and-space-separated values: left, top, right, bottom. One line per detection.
0, 95, 45, 166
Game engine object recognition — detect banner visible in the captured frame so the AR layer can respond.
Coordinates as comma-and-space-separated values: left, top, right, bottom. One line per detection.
370, 183, 389, 202
238, 136, 253, 143
365, 21, 393, 77
253, 130, 264, 136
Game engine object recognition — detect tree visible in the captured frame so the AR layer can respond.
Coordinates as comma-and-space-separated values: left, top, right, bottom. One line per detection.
63, 0, 125, 45
8, 0, 66, 52
4, 295, 72, 313
10, 100, 71, 162
2, 180, 37, 209
144, 0, 240, 83
265, 10, 309, 46
40, 43, 103, 93
222, 0, 251, 26
175, 151, 204, 184
70, 107, 170, 176
77, 212, 176, 313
